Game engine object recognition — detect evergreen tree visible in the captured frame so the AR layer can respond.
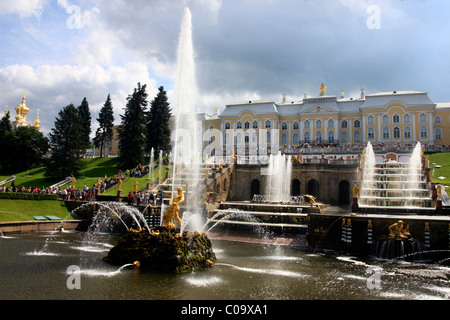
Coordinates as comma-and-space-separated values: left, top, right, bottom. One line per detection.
46, 104, 82, 179
0, 111, 14, 171
146, 86, 172, 155
93, 94, 115, 158
77, 97, 91, 155
118, 83, 148, 169
0, 126, 49, 172
0, 111, 12, 135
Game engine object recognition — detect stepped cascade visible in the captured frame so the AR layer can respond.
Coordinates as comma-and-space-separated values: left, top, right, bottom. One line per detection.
357, 142, 434, 210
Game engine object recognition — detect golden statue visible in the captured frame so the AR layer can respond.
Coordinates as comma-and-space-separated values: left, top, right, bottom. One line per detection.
319, 83, 327, 96
388, 220, 410, 240
134, 180, 139, 193
352, 185, 359, 199
162, 187, 184, 231
304, 194, 319, 208
118, 177, 122, 191
71, 176, 76, 189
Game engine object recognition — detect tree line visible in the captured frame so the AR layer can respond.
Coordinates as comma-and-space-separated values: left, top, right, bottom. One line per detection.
0, 84, 172, 180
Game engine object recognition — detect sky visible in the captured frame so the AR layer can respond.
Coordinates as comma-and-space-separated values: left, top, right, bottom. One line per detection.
0, 0, 449, 136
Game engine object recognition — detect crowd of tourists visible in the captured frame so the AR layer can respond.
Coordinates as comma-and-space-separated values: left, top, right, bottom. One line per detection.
0, 163, 153, 202
126, 191, 163, 206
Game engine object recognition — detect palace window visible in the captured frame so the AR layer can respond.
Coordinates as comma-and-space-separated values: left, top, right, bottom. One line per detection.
304, 120, 310, 129
404, 114, 411, 123
225, 122, 231, 130
266, 131, 271, 143
435, 116, 442, 124
354, 131, 361, 142
282, 122, 288, 130
236, 133, 242, 143
293, 122, 299, 130
382, 115, 389, 124
328, 119, 334, 128
393, 127, 400, 139
341, 131, 348, 143
316, 131, 322, 144
293, 133, 299, 144
253, 121, 258, 129
419, 114, 427, 123
420, 126, 428, 138
244, 121, 250, 129
383, 127, 390, 139
237, 122, 242, 129
435, 128, 442, 140
367, 116, 375, 124
393, 114, 400, 123
328, 131, 334, 144
404, 127, 411, 139
304, 132, 310, 144
341, 120, 348, 129
316, 120, 322, 128
282, 134, 287, 144
265, 120, 271, 128
368, 127, 375, 140
245, 133, 250, 143
354, 119, 361, 128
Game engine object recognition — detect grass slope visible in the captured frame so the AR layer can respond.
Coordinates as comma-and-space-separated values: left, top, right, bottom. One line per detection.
427, 153, 450, 186
0, 199, 71, 222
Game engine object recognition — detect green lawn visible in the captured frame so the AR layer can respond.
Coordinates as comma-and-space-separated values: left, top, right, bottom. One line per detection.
427, 153, 450, 186
0, 199, 72, 222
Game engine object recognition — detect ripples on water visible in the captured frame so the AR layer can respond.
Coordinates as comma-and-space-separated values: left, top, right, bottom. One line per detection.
1, 231, 450, 300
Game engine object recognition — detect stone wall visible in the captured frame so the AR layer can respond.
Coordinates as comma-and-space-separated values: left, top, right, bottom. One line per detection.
229, 163, 358, 204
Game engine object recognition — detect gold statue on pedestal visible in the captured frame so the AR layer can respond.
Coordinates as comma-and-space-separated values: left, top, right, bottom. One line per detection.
162, 187, 185, 231
388, 220, 410, 240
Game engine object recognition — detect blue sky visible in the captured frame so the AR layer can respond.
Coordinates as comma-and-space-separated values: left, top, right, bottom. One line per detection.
0, 0, 449, 135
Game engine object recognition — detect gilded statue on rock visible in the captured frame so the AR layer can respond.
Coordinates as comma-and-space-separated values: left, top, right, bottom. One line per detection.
162, 187, 184, 230
388, 220, 411, 240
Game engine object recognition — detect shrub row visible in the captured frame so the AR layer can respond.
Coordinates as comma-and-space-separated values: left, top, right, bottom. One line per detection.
0, 192, 59, 201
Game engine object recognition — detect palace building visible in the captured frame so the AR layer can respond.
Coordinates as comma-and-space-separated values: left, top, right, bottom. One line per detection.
202, 84, 450, 149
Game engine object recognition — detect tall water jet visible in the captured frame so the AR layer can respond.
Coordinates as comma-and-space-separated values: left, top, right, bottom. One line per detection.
358, 142, 376, 207
170, 8, 202, 215
406, 142, 423, 206
264, 152, 292, 203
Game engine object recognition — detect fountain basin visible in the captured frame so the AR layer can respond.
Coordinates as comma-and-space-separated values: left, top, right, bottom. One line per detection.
104, 227, 216, 273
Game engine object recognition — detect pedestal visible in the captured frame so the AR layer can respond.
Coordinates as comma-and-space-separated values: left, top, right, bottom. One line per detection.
117, 190, 123, 202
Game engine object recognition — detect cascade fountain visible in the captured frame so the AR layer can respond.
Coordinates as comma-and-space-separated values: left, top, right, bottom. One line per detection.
357, 142, 434, 212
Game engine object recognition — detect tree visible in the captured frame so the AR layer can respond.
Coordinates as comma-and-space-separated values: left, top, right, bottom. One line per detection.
118, 83, 148, 169
146, 86, 172, 155
0, 111, 12, 135
46, 104, 83, 179
0, 126, 49, 172
77, 97, 91, 155
93, 94, 115, 158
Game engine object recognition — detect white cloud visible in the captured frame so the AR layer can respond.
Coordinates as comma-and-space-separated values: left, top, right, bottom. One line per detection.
0, 62, 158, 134
0, 0, 47, 17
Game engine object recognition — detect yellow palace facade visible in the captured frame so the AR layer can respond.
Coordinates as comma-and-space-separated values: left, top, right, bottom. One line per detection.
203, 84, 450, 149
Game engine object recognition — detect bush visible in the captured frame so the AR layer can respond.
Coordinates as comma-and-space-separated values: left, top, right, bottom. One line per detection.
0, 192, 58, 201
